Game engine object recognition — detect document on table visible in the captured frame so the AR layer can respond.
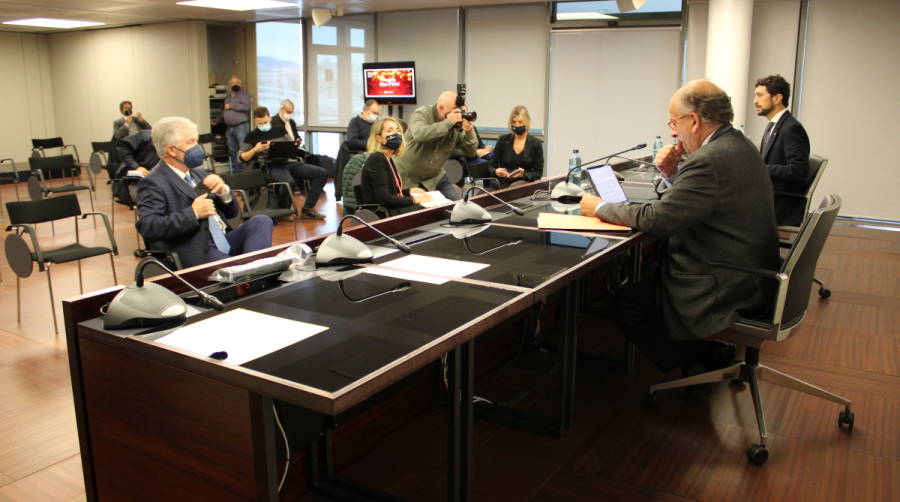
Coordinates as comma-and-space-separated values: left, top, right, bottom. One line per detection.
418, 191, 451, 208
537, 213, 631, 232
155, 308, 328, 364
363, 254, 489, 285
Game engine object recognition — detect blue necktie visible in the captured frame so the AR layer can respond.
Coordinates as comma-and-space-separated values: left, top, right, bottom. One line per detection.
186, 173, 231, 254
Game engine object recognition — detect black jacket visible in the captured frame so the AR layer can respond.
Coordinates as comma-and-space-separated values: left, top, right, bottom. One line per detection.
116, 130, 159, 171
761, 111, 810, 226
488, 134, 544, 186
360, 152, 422, 216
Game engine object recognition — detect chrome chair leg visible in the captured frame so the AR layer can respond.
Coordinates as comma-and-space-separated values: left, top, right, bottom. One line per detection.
47, 266, 58, 334
757, 365, 851, 407
78, 259, 84, 294
649, 362, 743, 394
746, 365, 768, 447
16, 276, 21, 322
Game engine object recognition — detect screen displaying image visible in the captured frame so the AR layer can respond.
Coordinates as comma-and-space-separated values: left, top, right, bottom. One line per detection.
363, 61, 416, 104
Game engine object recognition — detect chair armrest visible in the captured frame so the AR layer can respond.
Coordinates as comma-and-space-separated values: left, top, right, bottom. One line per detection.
63, 144, 81, 163
0, 158, 20, 181
6, 223, 44, 264
81, 212, 118, 255
708, 260, 782, 280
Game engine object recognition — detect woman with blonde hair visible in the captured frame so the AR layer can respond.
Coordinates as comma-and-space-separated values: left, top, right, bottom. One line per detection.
489, 105, 544, 188
360, 117, 430, 216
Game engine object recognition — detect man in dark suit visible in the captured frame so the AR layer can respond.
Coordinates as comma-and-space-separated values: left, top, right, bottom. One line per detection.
581, 80, 780, 373
136, 116, 273, 269
754, 74, 811, 227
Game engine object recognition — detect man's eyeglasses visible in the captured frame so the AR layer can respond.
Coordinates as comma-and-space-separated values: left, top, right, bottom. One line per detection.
666, 113, 691, 129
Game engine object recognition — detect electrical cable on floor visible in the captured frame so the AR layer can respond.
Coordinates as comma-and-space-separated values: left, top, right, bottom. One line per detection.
273, 404, 290, 493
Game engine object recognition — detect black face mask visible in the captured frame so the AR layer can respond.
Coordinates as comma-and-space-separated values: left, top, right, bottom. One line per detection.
123, 109, 132, 116
385, 133, 403, 151
512, 125, 527, 135
231, 85, 240, 92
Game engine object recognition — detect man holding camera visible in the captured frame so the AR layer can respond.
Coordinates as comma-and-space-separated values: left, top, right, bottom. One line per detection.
395, 90, 478, 201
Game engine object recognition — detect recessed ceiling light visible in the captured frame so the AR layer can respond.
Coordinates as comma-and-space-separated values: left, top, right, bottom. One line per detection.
176, 0, 296, 11
2, 17, 105, 29
556, 12, 620, 21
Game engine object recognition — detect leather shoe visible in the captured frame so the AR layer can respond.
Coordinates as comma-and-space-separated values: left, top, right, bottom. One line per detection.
300, 208, 326, 220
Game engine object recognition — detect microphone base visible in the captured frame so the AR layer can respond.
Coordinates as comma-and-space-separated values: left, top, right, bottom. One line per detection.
103, 282, 187, 330
450, 201, 492, 225
316, 234, 376, 267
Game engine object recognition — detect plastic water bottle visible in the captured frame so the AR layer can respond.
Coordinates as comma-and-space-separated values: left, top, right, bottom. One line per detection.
462, 176, 473, 196
652, 136, 663, 162
568, 149, 582, 187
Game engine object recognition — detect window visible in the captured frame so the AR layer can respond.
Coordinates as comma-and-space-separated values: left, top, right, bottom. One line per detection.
553, 0, 682, 26
306, 14, 375, 127
256, 21, 304, 124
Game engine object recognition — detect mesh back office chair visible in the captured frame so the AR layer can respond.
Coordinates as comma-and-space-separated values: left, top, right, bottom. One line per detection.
222, 170, 299, 240
5, 195, 118, 333
648, 194, 852, 466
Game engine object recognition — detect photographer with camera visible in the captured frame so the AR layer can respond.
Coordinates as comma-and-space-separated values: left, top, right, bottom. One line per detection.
394, 89, 479, 201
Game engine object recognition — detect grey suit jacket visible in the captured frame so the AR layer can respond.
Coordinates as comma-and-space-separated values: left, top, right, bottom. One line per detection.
597, 126, 780, 341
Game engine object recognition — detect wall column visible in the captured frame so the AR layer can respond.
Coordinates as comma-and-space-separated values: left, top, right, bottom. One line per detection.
704, 0, 753, 129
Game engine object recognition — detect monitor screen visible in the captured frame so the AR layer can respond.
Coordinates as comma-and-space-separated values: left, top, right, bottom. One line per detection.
362, 61, 417, 105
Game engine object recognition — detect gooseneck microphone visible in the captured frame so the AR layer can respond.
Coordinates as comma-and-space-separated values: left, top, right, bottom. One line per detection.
316, 215, 412, 266
449, 185, 524, 225
463, 237, 523, 256
579, 143, 648, 170
550, 143, 648, 204
136, 257, 226, 311
337, 280, 412, 303
605, 153, 656, 169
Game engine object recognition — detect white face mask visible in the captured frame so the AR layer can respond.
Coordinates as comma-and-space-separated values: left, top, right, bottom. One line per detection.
282, 112, 293, 121
367, 113, 378, 122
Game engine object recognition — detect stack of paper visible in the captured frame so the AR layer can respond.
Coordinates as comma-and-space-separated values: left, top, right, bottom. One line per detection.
418, 191, 451, 208
537, 213, 631, 232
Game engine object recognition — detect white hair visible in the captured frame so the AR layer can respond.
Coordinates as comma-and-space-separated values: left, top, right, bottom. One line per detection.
152, 116, 197, 157
280, 99, 294, 109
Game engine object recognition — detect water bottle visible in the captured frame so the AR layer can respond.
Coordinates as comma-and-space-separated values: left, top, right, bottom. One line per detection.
652, 136, 664, 165
568, 149, 582, 187
462, 176, 473, 196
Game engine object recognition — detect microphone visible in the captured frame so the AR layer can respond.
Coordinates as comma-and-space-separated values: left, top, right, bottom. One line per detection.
136, 257, 226, 311
463, 237, 523, 256
315, 214, 412, 266
102, 257, 224, 330
605, 153, 656, 169
449, 185, 524, 225
337, 280, 412, 303
550, 143, 647, 203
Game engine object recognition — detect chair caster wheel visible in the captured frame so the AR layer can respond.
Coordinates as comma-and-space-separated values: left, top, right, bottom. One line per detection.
838, 409, 854, 432
746, 444, 768, 465
818, 287, 831, 299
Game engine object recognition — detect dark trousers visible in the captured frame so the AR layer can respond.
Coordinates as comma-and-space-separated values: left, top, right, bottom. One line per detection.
270, 162, 328, 209
612, 270, 718, 373
207, 215, 273, 262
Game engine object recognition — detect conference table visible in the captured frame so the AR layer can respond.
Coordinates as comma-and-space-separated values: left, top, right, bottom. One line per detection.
63, 178, 655, 502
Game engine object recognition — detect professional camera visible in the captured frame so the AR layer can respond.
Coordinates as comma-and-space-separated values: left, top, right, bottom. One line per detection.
455, 83, 477, 123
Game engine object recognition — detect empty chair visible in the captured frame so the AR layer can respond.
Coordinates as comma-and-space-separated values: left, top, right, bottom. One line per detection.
31, 137, 80, 163
647, 194, 852, 466
222, 169, 298, 240
5, 195, 118, 333
28, 154, 95, 214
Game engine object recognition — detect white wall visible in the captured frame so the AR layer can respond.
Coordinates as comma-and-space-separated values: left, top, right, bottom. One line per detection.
465, 4, 548, 130
376, 8, 460, 117
547, 28, 682, 176
47, 21, 210, 159
0, 32, 55, 163
799, 0, 900, 220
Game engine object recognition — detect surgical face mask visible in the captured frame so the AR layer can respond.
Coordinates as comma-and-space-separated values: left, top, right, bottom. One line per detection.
512, 125, 527, 135
367, 113, 378, 122
176, 144, 205, 169
282, 112, 293, 121
231, 85, 240, 92
384, 133, 403, 151
258, 122, 272, 132
122, 109, 132, 116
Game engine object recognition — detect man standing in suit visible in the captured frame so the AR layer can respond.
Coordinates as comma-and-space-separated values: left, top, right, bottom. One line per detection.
754, 74, 811, 226
580, 80, 780, 373
136, 116, 273, 269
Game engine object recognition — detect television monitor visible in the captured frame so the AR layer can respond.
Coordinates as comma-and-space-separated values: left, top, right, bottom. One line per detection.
362, 61, 417, 105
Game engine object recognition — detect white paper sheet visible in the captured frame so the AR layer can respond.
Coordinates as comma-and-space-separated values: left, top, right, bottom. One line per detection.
156, 308, 328, 364
363, 254, 489, 285
418, 191, 451, 208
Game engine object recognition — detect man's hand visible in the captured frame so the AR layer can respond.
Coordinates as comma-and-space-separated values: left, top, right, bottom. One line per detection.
202, 174, 227, 195
495, 167, 509, 178
579, 194, 605, 217
654, 142, 683, 179
254, 141, 271, 153
192, 194, 216, 220
136, 112, 144, 121
224, 103, 231, 110
446, 108, 463, 125
137, 167, 150, 176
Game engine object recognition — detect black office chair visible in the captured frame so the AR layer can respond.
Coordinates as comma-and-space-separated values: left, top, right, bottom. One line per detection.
31, 137, 80, 164
777, 154, 830, 298
351, 171, 388, 218
90, 141, 120, 180
5, 195, 118, 333
27, 155, 94, 207
198, 133, 219, 172
648, 194, 852, 466
223, 170, 299, 240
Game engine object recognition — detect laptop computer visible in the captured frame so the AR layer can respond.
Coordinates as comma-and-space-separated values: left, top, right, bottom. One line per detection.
267, 141, 300, 161
585, 164, 656, 203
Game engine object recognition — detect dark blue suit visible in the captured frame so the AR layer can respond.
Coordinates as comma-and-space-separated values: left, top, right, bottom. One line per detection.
136, 161, 272, 269
762, 111, 810, 226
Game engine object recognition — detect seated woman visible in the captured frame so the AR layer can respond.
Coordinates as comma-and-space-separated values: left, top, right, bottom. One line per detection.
360, 117, 430, 216
489, 105, 544, 188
